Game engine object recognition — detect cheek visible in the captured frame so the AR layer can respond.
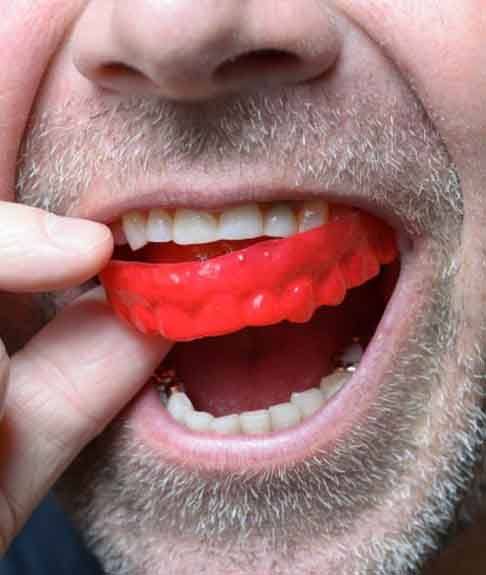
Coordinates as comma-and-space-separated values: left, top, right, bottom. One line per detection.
341, 0, 486, 234
0, 1, 84, 199
31, 36, 94, 114
339, 0, 486, 356
340, 0, 486, 143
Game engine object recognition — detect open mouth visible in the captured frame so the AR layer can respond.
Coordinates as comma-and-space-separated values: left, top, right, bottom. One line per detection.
99, 199, 402, 468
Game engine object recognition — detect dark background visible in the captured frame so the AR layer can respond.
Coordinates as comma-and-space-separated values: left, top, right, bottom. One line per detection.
0, 494, 102, 575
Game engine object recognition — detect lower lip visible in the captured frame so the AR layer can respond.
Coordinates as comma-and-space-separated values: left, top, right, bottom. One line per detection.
127, 244, 427, 472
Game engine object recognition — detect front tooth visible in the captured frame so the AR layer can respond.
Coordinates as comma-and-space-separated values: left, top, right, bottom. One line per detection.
218, 204, 263, 240
298, 200, 329, 233
146, 208, 173, 242
122, 211, 148, 250
290, 388, 325, 417
167, 391, 194, 423
184, 410, 214, 432
240, 409, 271, 434
263, 204, 298, 237
268, 402, 301, 431
210, 414, 241, 435
173, 209, 219, 245
320, 372, 351, 400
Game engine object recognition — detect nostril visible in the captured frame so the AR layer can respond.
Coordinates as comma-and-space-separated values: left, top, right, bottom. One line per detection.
215, 49, 302, 84
93, 61, 158, 92
99, 61, 144, 80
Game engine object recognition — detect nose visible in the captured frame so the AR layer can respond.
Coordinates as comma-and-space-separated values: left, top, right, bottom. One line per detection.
72, 0, 341, 101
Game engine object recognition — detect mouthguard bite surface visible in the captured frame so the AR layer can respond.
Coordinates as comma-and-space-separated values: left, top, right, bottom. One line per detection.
100, 211, 398, 341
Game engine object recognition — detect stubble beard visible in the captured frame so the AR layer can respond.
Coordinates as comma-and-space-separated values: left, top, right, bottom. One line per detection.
15, 85, 486, 574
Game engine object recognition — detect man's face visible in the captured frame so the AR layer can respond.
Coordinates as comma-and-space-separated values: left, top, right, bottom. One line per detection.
5, 1, 486, 574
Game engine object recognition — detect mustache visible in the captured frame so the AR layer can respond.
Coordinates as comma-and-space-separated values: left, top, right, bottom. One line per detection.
16, 86, 462, 241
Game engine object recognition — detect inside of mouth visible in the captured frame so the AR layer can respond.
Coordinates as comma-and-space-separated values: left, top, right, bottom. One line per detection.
108, 204, 400, 432
150, 259, 399, 421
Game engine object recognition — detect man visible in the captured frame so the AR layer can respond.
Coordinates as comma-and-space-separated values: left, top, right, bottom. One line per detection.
0, 1, 485, 574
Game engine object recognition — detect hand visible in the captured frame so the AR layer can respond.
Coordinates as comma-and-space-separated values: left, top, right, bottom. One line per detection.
0, 202, 171, 552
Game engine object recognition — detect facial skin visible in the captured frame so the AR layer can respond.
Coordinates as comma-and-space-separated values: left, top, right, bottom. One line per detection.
3, 1, 486, 574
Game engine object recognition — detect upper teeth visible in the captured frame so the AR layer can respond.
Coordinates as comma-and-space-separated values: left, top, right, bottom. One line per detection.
118, 200, 329, 251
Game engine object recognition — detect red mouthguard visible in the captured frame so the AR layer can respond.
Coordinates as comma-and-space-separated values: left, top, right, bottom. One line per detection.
100, 209, 398, 341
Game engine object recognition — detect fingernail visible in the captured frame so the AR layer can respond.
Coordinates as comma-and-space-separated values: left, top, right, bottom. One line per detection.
46, 214, 112, 253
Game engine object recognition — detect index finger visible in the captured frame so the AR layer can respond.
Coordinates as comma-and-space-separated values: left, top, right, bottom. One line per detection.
0, 287, 172, 546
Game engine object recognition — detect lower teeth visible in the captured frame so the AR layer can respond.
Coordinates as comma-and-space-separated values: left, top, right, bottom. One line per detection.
160, 366, 355, 435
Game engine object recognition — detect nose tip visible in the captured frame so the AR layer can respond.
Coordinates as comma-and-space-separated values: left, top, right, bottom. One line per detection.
72, 0, 342, 101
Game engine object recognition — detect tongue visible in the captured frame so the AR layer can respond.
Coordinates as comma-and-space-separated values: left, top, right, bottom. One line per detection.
167, 277, 384, 416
